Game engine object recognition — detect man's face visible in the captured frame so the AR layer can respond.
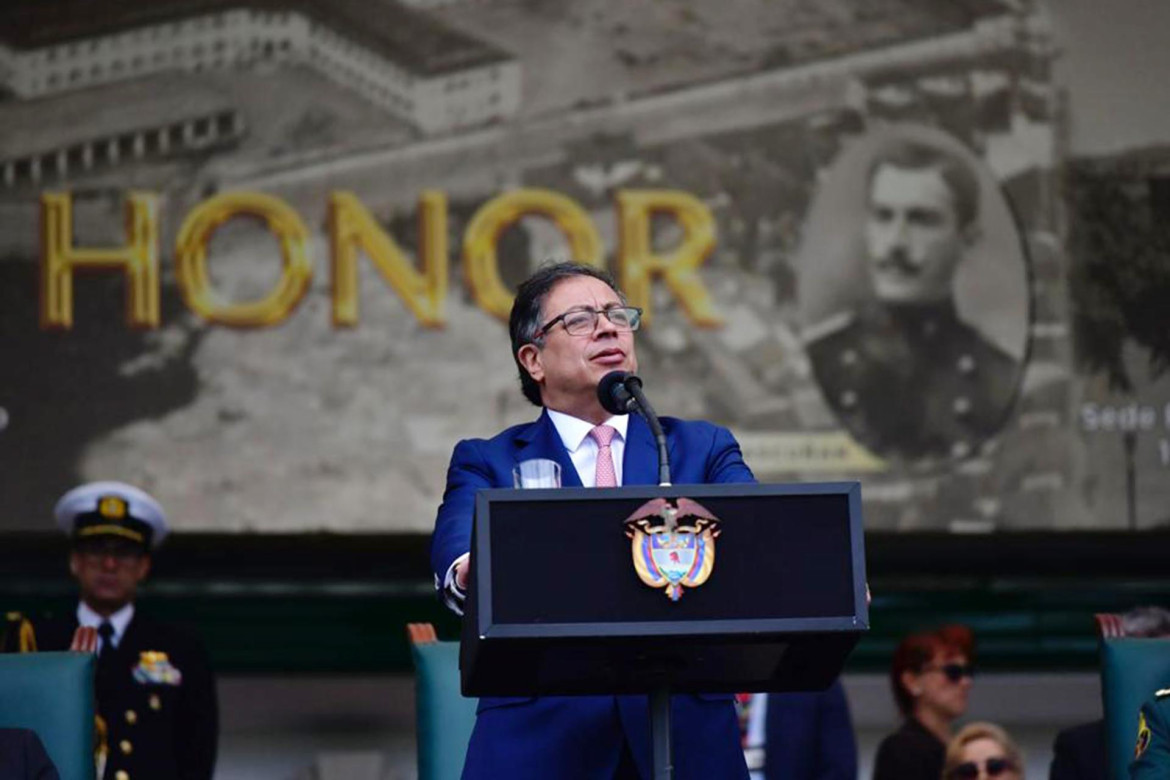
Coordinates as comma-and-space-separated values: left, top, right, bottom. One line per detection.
517, 275, 638, 420
865, 164, 970, 304
69, 540, 150, 615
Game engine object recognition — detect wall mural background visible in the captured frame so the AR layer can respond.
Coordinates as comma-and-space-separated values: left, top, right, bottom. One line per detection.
1, 0, 1168, 534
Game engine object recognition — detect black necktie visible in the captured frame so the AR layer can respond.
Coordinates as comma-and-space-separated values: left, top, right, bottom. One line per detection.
97, 621, 115, 659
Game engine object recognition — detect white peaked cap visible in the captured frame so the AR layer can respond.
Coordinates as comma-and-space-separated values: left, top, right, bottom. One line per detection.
53, 481, 169, 549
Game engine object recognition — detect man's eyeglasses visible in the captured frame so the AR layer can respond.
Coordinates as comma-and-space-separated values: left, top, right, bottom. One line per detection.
536, 306, 642, 338
947, 757, 1015, 780
924, 663, 975, 683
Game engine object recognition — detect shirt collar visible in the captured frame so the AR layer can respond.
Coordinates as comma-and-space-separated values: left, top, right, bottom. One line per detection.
77, 601, 135, 643
546, 409, 628, 453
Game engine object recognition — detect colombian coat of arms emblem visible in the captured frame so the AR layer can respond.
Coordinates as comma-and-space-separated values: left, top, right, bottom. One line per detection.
624, 497, 720, 601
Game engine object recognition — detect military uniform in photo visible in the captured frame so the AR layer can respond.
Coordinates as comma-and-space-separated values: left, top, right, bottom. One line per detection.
804, 301, 1019, 461
34, 482, 218, 780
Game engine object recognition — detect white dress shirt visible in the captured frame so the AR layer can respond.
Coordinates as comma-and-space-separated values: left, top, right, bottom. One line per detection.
743, 692, 768, 778
546, 410, 628, 488
77, 601, 134, 653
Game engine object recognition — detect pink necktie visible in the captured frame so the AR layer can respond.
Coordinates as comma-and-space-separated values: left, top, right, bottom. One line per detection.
589, 425, 618, 487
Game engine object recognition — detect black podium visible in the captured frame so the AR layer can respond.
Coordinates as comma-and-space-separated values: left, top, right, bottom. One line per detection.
460, 481, 867, 700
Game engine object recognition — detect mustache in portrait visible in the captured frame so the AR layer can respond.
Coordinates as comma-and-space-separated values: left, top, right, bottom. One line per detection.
873, 250, 921, 276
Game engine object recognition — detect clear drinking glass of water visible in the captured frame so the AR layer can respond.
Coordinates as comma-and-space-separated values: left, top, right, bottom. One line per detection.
512, 458, 562, 488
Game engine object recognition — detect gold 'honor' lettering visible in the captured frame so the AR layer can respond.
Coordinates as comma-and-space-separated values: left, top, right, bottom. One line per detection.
38, 188, 724, 331
329, 190, 448, 328
175, 192, 313, 328
616, 189, 723, 327
40, 191, 161, 330
462, 188, 605, 321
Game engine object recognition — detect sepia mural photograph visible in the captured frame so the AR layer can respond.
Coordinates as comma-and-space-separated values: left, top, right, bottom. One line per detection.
1, 0, 1168, 538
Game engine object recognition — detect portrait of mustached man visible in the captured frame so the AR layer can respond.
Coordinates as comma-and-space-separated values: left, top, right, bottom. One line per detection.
803, 137, 1020, 462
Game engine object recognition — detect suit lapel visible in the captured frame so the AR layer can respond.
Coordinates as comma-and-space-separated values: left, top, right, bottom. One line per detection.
513, 410, 583, 488
623, 413, 667, 486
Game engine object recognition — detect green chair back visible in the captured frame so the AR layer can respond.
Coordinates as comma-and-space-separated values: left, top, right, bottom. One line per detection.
411, 637, 477, 780
1101, 637, 1170, 780
0, 651, 95, 780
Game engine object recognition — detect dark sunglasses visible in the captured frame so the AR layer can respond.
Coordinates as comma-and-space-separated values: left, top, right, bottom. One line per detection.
925, 663, 975, 683
948, 757, 1014, 780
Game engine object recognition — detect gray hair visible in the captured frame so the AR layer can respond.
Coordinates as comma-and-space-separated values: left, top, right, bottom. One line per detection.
1121, 606, 1170, 638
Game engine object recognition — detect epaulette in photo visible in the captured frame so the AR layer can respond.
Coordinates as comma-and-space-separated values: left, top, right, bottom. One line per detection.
800, 310, 856, 346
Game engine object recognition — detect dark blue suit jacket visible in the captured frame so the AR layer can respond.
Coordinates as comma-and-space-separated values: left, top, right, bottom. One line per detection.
764, 682, 857, 780
0, 729, 59, 780
431, 410, 755, 780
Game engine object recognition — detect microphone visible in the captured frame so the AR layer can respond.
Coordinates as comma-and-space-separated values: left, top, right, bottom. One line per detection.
598, 370, 636, 415
597, 371, 671, 486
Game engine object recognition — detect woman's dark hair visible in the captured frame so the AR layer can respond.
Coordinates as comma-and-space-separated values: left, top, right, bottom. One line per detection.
889, 624, 976, 717
508, 262, 624, 406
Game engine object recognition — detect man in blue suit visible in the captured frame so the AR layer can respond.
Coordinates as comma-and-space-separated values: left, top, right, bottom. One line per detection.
431, 262, 753, 780
762, 682, 857, 780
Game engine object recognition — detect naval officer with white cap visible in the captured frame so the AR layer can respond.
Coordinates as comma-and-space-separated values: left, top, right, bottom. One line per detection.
33, 481, 218, 780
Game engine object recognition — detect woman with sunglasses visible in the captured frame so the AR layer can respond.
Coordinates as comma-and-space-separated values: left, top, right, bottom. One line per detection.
942, 722, 1024, 780
873, 625, 976, 780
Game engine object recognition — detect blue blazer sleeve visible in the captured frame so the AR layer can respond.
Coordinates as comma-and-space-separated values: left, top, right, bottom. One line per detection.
706, 423, 755, 485
431, 438, 496, 585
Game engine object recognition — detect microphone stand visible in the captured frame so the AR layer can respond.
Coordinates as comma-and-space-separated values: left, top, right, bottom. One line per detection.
620, 377, 674, 780
624, 378, 671, 489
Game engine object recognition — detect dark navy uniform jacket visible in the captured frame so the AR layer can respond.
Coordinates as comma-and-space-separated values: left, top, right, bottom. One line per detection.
35, 612, 217, 780
804, 300, 1020, 461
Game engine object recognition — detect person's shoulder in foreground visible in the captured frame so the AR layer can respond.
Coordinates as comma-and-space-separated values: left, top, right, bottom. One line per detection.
0, 728, 60, 780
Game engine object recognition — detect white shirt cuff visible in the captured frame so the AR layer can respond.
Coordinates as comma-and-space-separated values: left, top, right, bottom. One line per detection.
436, 553, 469, 616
